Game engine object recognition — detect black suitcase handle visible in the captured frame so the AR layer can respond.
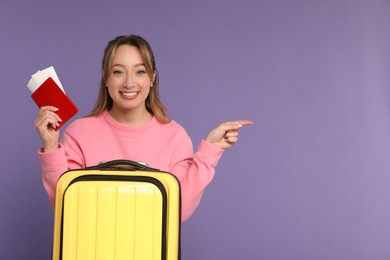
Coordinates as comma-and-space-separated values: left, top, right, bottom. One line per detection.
96, 159, 161, 172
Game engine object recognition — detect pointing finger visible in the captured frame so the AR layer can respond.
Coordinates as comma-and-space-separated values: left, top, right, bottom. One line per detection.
230, 120, 253, 126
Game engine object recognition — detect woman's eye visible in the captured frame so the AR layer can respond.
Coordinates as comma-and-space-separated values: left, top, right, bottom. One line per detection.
136, 70, 146, 75
113, 70, 124, 75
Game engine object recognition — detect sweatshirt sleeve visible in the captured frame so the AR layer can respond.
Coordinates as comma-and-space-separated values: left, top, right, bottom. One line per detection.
38, 130, 85, 209
170, 139, 224, 222
38, 144, 68, 209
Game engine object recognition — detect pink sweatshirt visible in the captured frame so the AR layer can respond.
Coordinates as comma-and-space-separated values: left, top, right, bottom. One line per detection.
38, 110, 224, 222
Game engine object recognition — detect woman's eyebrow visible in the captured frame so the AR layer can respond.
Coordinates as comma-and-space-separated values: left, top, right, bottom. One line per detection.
112, 64, 125, 68
112, 63, 145, 68
134, 63, 145, 67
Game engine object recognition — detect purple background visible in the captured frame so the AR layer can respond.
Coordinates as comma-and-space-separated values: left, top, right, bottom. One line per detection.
1, 0, 390, 259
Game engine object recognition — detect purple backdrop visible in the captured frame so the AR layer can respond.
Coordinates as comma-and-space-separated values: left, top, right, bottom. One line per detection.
1, 0, 390, 259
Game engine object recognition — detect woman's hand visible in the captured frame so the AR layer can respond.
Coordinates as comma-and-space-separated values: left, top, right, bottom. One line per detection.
205, 120, 253, 150
33, 106, 62, 152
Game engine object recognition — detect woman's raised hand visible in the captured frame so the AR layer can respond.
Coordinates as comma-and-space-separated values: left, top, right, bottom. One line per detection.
34, 106, 62, 152
205, 120, 253, 150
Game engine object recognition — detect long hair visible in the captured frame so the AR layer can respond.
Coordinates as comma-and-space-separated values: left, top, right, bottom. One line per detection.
88, 35, 170, 123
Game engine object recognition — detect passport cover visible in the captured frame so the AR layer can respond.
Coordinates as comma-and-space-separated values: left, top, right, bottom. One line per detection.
31, 77, 78, 129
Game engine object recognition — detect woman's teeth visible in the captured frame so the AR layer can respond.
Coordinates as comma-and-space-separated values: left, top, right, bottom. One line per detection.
122, 92, 137, 97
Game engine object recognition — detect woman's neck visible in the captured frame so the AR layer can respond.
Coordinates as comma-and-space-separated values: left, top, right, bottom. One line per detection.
109, 106, 153, 126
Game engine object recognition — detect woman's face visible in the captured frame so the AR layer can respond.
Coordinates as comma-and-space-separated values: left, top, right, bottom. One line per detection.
106, 45, 154, 115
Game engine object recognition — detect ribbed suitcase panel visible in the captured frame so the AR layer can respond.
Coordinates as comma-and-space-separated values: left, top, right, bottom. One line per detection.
62, 181, 163, 260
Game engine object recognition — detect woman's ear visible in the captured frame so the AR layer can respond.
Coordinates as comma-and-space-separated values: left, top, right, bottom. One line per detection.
102, 70, 106, 86
151, 70, 157, 86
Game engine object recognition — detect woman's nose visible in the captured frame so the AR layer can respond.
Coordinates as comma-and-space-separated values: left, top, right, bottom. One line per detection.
124, 74, 134, 87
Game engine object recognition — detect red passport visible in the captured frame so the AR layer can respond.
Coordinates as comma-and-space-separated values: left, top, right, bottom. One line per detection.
31, 77, 78, 129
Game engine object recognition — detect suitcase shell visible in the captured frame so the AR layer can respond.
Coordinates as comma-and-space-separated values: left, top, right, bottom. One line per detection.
51, 160, 181, 260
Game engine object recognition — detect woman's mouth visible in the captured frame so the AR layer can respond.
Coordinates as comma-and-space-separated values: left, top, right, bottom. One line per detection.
120, 91, 138, 98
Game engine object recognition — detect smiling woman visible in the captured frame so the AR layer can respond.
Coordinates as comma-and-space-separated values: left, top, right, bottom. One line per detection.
105, 45, 155, 125
89, 35, 169, 124
33, 34, 253, 222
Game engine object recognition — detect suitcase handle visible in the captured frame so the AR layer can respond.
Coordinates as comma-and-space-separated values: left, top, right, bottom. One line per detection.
97, 159, 160, 172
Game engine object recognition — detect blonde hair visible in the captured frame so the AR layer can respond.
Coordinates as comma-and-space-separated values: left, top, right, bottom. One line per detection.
88, 35, 170, 123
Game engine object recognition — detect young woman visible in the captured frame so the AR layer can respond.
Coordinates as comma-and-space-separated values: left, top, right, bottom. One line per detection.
34, 35, 252, 222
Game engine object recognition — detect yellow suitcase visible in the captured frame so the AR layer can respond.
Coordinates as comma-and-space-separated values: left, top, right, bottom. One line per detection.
52, 160, 181, 260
